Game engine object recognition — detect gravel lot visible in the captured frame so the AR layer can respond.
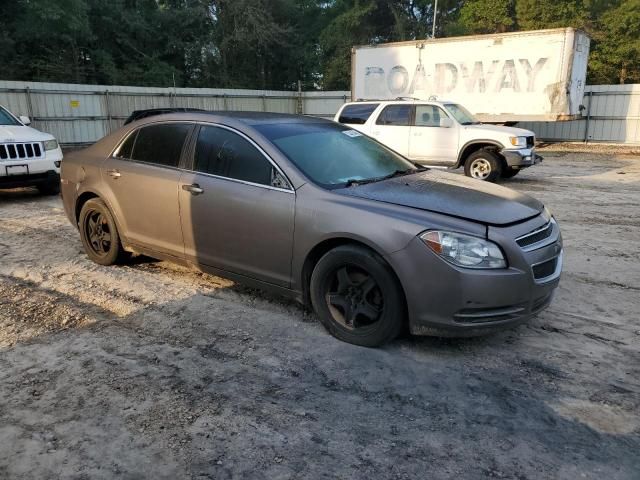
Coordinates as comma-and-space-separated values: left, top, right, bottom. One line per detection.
1, 151, 639, 479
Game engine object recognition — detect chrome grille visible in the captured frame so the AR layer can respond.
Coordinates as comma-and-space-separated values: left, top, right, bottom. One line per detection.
0, 142, 44, 161
516, 220, 553, 249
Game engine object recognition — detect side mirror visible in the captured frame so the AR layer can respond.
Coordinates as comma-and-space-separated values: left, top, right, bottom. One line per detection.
19, 115, 31, 126
439, 117, 453, 128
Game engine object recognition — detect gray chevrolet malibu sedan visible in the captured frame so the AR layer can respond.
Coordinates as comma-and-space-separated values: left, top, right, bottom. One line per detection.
61, 112, 562, 347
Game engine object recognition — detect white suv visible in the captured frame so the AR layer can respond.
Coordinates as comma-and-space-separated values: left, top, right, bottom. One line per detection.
334, 99, 541, 182
0, 105, 63, 194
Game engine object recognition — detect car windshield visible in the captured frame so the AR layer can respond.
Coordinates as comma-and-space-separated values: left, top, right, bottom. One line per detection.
444, 103, 480, 125
255, 122, 420, 188
0, 107, 20, 126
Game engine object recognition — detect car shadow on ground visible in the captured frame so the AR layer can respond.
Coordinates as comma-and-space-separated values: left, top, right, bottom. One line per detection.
1, 273, 638, 479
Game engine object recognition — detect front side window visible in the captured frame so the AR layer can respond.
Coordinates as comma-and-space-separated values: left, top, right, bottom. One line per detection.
256, 122, 418, 188
194, 126, 274, 186
414, 105, 448, 127
0, 107, 20, 126
376, 105, 412, 126
338, 103, 379, 125
130, 123, 192, 167
443, 103, 479, 125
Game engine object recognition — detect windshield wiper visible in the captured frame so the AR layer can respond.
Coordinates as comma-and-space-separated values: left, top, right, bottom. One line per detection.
344, 168, 424, 187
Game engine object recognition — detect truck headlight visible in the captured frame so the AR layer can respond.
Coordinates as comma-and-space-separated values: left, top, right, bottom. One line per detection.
509, 136, 527, 148
420, 231, 507, 269
44, 139, 59, 151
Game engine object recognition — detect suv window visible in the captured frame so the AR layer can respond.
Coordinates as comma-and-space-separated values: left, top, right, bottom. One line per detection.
376, 105, 412, 126
130, 123, 192, 167
338, 103, 379, 125
415, 105, 447, 127
194, 125, 274, 186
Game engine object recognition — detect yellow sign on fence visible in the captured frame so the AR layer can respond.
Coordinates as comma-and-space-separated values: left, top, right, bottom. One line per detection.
70, 100, 80, 108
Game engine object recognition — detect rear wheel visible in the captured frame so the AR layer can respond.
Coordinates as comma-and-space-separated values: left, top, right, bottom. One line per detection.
464, 149, 503, 182
310, 245, 405, 347
79, 198, 125, 265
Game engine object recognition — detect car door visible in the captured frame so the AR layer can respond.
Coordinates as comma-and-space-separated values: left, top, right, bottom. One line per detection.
368, 104, 412, 156
101, 122, 193, 258
178, 124, 295, 287
409, 104, 459, 165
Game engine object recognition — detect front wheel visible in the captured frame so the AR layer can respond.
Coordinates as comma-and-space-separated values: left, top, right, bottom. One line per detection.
78, 198, 126, 266
464, 149, 503, 182
310, 245, 405, 347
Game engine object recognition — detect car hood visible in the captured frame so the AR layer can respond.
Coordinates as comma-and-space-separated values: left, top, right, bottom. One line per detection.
465, 123, 534, 137
0, 125, 54, 142
336, 170, 544, 226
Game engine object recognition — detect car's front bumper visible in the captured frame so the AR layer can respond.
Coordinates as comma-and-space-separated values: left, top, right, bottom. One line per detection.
387, 213, 562, 337
0, 147, 63, 188
501, 147, 543, 168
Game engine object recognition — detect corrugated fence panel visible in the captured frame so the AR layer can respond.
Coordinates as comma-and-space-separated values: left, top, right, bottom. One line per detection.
2, 80, 639, 144
520, 84, 640, 144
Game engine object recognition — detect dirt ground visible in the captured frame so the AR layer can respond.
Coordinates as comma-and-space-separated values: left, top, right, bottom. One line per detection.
0, 151, 639, 479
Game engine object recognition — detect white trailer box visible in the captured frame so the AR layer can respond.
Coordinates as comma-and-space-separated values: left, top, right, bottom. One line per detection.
352, 28, 590, 122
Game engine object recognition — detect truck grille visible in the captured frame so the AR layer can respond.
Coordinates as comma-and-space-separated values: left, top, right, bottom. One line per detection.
526, 136, 535, 148
0, 142, 44, 161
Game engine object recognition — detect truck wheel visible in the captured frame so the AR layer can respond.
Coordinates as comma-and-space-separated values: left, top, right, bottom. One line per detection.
37, 180, 60, 195
79, 198, 126, 266
501, 168, 520, 179
464, 149, 503, 182
310, 244, 405, 347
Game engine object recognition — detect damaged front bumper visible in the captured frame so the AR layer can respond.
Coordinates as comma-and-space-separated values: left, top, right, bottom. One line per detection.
501, 148, 543, 168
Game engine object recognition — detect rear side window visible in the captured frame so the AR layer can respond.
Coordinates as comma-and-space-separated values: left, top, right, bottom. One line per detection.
376, 105, 412, 126
338, 104, 379, 125
415, 105, 447, 127
130, 123, 192, 167
194, 126, 272, 186
114, 131, 137, 159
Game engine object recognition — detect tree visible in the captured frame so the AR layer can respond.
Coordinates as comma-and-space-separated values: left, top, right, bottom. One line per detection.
589, 0, 640, 84
516, 0, 590, 30
458, 0, 516, 34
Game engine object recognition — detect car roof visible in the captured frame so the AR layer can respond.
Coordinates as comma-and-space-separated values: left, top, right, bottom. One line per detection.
344, 99, 454, 105
129, 111, 334, 127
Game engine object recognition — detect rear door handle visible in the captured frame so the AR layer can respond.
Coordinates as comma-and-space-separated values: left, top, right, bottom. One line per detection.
106, 169, 121, 178
182, 183, 204, 195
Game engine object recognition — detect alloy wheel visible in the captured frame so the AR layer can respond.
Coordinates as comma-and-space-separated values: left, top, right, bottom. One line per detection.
85, 210, 112, 257
470, 158, 492, 179
325, 265, 384, 330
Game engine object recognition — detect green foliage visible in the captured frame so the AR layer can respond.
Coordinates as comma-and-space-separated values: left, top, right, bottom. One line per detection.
0, 0, 637, 88
459, 0, 516, 34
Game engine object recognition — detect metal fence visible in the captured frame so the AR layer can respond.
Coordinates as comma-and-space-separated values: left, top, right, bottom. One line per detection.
2, 80, 639, 145
0, 80, 350, 145
519, 84, 640, 144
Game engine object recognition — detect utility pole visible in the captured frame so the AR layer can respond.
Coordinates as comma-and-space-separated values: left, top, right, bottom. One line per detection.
432, 0, 438, 38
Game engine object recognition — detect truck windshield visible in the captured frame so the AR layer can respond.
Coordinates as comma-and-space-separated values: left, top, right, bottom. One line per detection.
444, 104, 480, 125
0, 107, 20, 126
255, 122, 419, 188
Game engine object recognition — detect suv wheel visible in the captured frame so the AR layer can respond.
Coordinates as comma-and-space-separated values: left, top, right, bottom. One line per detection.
464, 149, 503, 182
79, 198, 126, 266
310, 245, 405, 347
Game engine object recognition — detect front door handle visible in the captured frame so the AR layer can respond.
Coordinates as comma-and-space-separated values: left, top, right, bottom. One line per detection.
182, 183, 204, 195
106, 169, 121, 178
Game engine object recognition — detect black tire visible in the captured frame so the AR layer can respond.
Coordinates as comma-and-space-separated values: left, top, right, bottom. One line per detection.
310, 245, 405, 347
501, 168, 520, 179
37, 180, 60, 195
464, 149, 503, 182
78, 198, 125, 266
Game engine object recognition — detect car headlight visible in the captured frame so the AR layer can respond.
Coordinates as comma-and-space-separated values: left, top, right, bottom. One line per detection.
420, 231, 507, 269
509, 136, 526, 148
44, 139, 59, 151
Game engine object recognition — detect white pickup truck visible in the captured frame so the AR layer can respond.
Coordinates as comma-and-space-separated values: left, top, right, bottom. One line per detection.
334, 99, 541, 182
0, 105, 63, 194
